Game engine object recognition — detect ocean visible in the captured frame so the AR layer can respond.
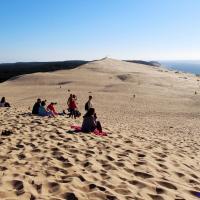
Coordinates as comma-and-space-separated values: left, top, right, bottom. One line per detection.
159, 61, 200, 75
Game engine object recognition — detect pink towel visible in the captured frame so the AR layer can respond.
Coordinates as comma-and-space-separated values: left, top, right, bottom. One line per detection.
70, 125, 107, 136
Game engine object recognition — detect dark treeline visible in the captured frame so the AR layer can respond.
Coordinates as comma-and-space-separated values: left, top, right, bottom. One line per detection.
124, 60, 161, 67
0, 60, 89, 83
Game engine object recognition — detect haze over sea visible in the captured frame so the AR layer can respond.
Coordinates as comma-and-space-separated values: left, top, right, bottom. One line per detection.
160, 61, 200, 75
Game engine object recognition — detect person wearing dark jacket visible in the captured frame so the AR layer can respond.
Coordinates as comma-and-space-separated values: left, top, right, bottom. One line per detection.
81, 108, 102, 133
32, 98, 41, 114
0, 97, 11, 107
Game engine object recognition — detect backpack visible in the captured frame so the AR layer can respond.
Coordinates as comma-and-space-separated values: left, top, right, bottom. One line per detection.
85, 101, 89, 111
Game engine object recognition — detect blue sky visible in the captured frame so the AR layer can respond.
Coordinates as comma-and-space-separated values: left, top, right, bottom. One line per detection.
0, 0, 200, 62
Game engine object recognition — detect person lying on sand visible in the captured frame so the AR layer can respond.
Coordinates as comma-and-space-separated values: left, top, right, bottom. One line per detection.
32, 98, 41, 115
38, 101, 54, 117
0, 97, 11, 107
81, 108, 102, 133
47, 102, 58, 115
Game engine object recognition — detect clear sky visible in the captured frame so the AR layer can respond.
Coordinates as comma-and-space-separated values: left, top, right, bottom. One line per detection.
0, 0, 200, 62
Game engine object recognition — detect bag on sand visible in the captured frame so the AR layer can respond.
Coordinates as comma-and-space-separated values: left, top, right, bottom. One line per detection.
75, 110, 81, 118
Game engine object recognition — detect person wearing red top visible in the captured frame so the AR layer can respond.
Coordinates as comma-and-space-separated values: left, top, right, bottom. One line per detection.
67, 94, 81, 118
47, 102, 58, 116
68, 95, 77, 118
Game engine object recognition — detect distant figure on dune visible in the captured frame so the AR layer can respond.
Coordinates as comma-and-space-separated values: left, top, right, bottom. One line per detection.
38, 101, 54, 117
81, 108, 102, 133
32, 98, 41, 114
47, 102, 58, 116
85, 95, 93, 112
0, 97, 11, 107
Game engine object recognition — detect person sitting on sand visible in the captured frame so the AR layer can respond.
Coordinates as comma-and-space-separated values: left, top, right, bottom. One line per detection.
81, 108, 102, 133
47, 102, 58, 115
38, 101, 54, 117
0, 97, 10, 107
32, 98, 41, 114
85, 95, 93, 112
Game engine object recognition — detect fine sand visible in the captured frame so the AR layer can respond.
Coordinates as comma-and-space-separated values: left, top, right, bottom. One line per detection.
0, 58, 200, 200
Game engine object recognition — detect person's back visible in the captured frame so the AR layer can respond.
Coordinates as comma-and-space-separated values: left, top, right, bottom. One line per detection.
47, 103, 58, 115
38, 101, 49, 116
85, 96, 93, 111
0, 102, 5, 107
32, 99, 41, 114
32, 102, 40, 114
38, 105, 47, 116
81, 115, 96, 132
0, 97, 6, 107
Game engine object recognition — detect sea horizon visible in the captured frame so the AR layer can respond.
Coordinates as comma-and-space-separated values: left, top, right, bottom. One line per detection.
159, 60, 200, 75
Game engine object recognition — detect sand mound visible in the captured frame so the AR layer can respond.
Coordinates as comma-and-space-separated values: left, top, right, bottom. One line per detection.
0, 58, 200, 199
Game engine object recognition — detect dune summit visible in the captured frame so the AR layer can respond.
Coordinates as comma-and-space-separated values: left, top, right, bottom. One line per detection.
0, 58, 200, 200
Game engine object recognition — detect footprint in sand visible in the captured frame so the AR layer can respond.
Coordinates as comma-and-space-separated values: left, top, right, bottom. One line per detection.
48, 182, 60, 193
134, 171, 153, 179
129, 180, 146, 189
155, 187, 165, 194
149, 194, 165, 200
62, 192, 78, 200
12, 180, 25, 196
114, 188, 131, 195
157, 181, 177, 190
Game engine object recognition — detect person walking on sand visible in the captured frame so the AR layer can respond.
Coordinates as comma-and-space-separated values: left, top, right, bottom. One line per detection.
81, 108, 102, 133
84, 95, 93, 112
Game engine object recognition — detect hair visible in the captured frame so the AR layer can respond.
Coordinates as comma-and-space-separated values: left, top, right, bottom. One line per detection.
72, 94, 76, 98
89, 95, 92, 99
85, 108, 95, 117
37, 98, 41, 102
1, 97, 5, 103
41, 101, 46, 106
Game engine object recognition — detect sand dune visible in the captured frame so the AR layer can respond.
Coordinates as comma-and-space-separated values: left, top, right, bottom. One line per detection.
0, 58, 200, 200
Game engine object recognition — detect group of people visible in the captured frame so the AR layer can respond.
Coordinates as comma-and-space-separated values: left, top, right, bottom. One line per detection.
66, 94, 81, 118
0, 94, 103, 133
31, 94, 102, 133
0, 97, 10, 107
32, 99, 58, 117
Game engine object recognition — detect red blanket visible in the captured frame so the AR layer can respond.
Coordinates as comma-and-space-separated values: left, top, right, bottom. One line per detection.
71, 125, 107, 136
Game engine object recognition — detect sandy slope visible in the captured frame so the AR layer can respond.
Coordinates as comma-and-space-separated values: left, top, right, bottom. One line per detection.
0, 58, 200, 200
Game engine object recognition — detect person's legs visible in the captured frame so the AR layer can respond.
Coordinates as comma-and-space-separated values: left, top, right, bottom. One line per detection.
47, 111, 54, 117
96, 121, 102, 132
70, 109, 75, 118
68, 108, 72, 118
72, 109, 76, 119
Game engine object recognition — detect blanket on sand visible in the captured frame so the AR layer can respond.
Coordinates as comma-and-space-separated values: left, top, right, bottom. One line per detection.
69, 125, 107, 136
